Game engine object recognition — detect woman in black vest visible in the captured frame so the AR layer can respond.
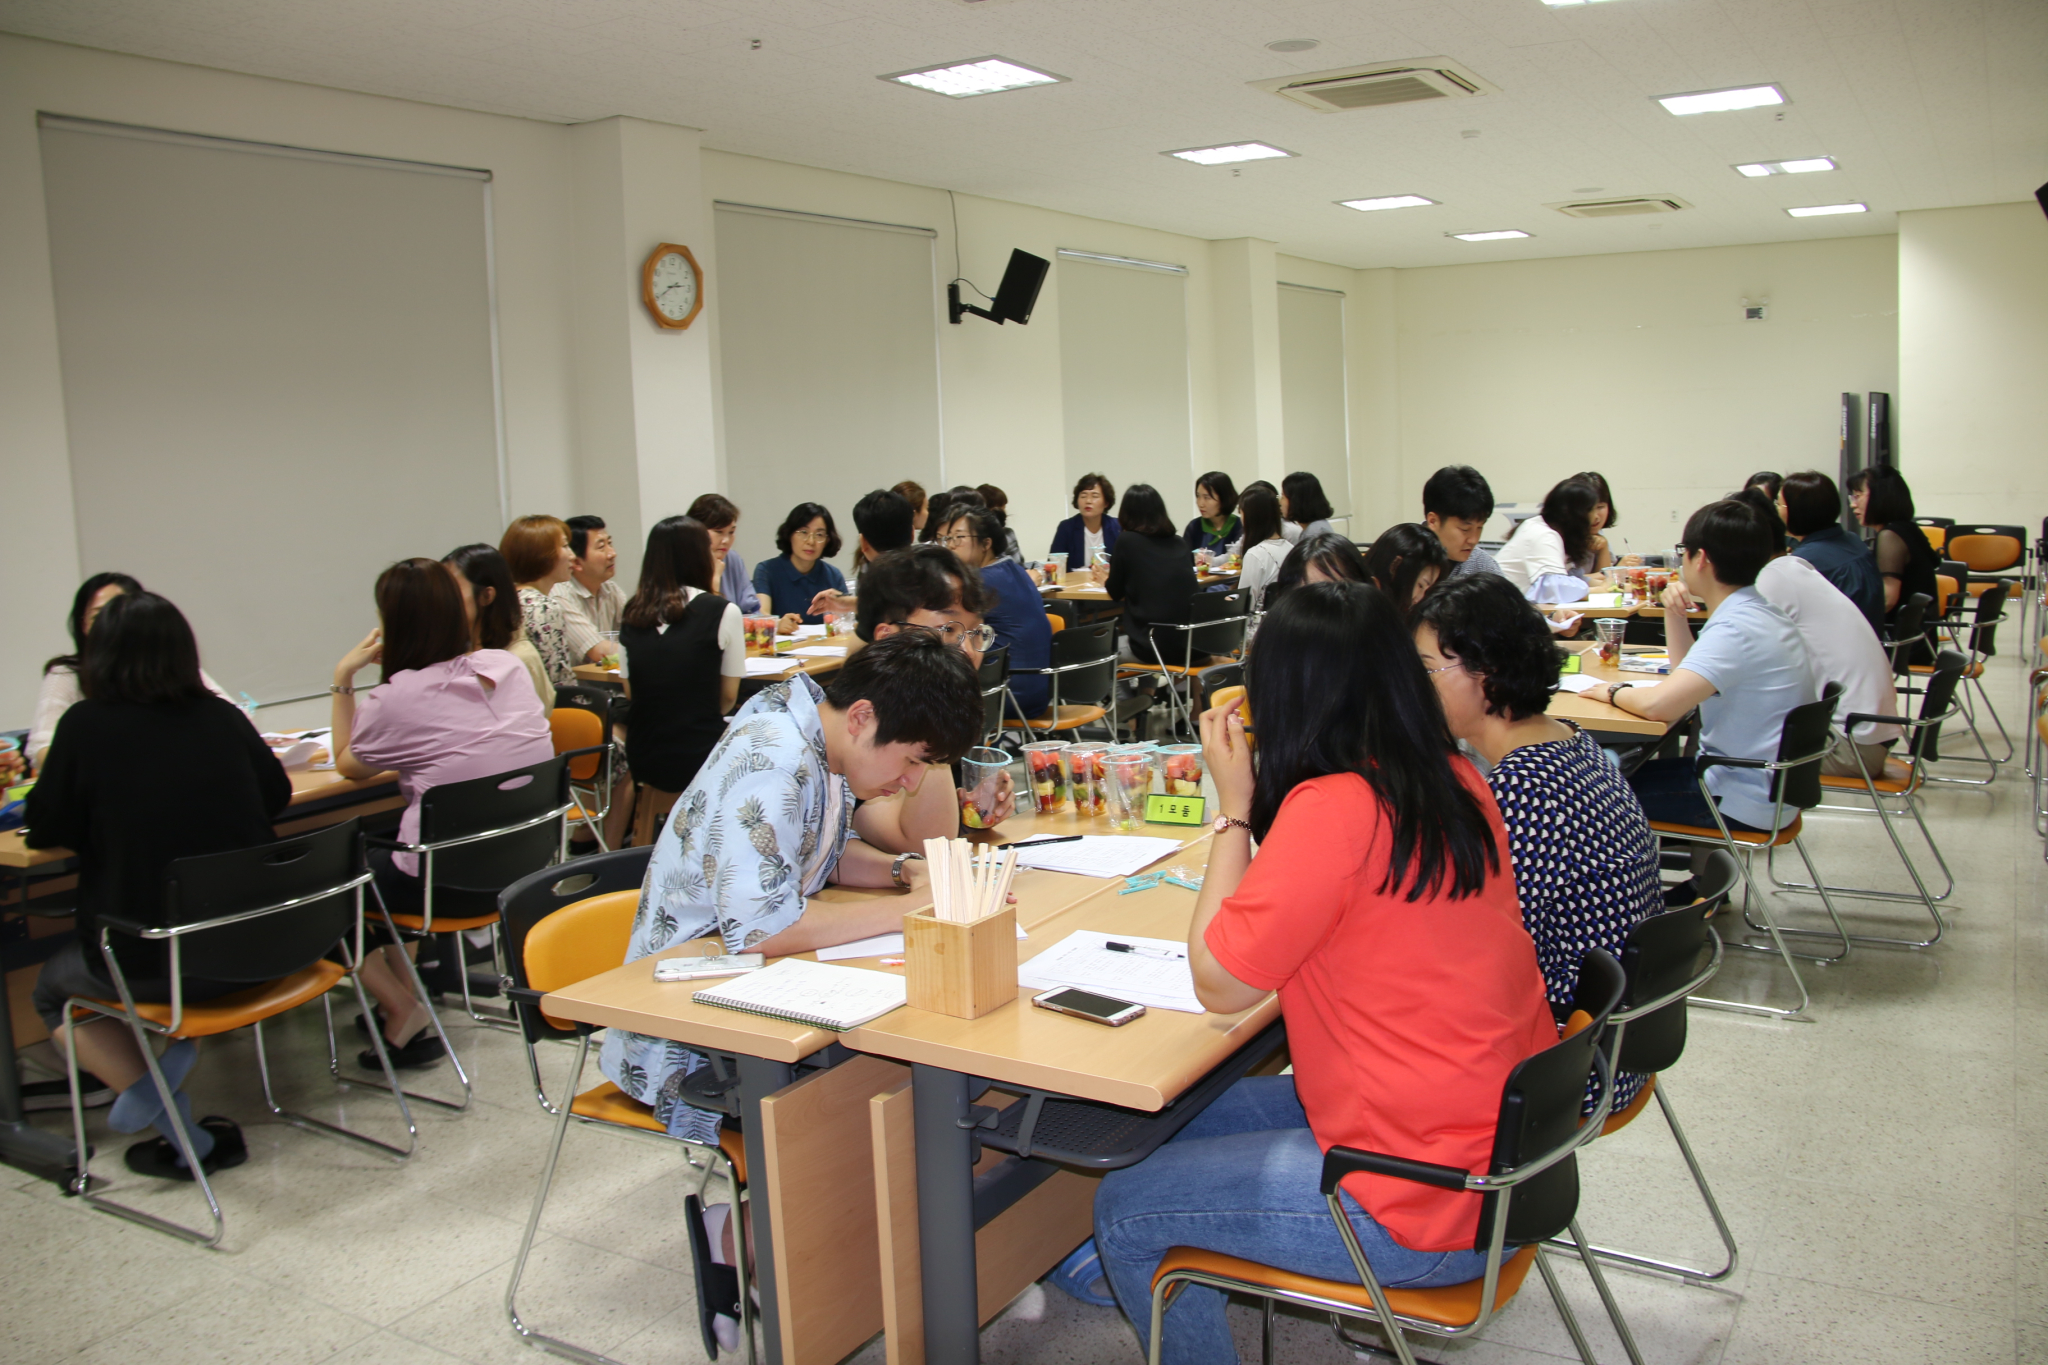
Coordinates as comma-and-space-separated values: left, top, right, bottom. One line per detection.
621, 516, 747, 844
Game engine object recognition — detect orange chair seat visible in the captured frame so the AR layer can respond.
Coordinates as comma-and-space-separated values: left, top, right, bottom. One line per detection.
1600, 1075, 1657, 1137
1153, 1243, 1536, 1329
1819, 758, 1918, 795
84, 961, 346, 1038
1004, 704, 1108, 732
568, 1082, 749, 1182
386, 910, 502, 933
1649, 812, 1801, 848
1909, 660, 1983, 679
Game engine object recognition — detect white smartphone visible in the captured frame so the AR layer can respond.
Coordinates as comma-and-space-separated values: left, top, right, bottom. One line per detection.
654, 954, 764, 982
1032, 987, 1146, 1027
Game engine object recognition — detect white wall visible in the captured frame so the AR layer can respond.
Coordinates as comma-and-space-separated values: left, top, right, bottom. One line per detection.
1899, 202, 2048, 529
1384, 236, 1900, 553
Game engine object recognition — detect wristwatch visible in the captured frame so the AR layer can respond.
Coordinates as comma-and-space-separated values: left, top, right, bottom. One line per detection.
1607, 682, 1634, 706
1212, 814, 1252, 836
890, 851, 923, 889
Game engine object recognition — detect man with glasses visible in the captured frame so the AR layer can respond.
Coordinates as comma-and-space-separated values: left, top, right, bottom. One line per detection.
934, 505, 1054, 721
554, 514, 625, 664
849, 546, 1017, 850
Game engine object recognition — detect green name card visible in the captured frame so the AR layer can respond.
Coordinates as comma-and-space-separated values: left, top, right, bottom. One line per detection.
1145, 793, 1207, 826
1560, 653, 1582, 675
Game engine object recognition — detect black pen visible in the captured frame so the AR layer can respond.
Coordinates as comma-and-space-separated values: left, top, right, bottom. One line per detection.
1106, 941, 1185, 960
997, 835, 1084, 849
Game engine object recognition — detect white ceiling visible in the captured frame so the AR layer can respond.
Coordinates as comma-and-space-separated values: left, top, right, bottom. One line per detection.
4, 0, 2043, 269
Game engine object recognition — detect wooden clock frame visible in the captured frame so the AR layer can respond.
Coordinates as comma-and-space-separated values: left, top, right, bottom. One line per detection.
641, 242, 704, 330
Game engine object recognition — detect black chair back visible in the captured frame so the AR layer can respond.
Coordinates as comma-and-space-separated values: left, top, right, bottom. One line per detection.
552, 683, 618, 741
1769, 684, 1842, 813
1050, 621, 1117, 713
1475, 949, 1624, 1250
1913, 649, 1967, 761
1195, 662, 1244, 715
977, 645, 1010, 738
1964, 581, 2008, 657
1611, 851, 1736, 1076
498, 846, 654, 1043
1888, 593, 1930, 674
1183, 590, 1249, 659
1913, 515, 1954, 530
159, 819, 365, 983
418, 755, 571, 893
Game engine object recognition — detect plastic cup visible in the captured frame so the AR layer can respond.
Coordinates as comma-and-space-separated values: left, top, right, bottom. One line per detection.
1042, 553, 1068, 579
744, 616, 777, 653
1594, 618, 1626, 666
1103, 751, 1154, 831
1061, 743, 1111, 818
1156, 744, 1204, 798
1022, 741, 1071, 814
958, 747, 1008, 830
1091, 548, 1111, 568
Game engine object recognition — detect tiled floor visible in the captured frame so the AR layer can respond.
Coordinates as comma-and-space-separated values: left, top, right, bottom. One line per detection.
5, 651, 2043, 1365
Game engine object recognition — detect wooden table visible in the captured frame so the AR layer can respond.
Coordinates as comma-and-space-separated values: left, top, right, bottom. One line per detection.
0, 765, 401, 869
574, 648, 848, 691
1543, 597, 1706, 621
1546, 643, 1680, 739
536, 807, 1219, 1365
1043, 570, 1238, 603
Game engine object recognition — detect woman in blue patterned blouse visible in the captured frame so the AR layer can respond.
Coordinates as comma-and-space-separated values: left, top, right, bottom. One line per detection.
1413, 574, 1664, 1111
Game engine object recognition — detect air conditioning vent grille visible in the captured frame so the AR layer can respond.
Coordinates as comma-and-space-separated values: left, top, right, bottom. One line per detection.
1548, 195, 1693, 218
1251, 58, 1498, 112
1300, 75, 1453, 109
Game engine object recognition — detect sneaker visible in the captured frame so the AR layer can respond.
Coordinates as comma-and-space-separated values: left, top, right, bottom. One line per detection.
19, 1074, 113, 1112
123, 1116, 247, 1182
1047, 1238, 1118, 1307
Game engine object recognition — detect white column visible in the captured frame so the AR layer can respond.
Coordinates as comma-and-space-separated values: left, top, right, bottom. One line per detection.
1206, 237, 1286, 485
568, 116, 720, 581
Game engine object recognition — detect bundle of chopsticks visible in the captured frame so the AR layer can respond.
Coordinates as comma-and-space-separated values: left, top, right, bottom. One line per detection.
923, 837, 1019, 923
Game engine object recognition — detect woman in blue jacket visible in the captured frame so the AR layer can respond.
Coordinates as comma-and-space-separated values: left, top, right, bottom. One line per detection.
1048, 473, 1120, 571
939, 505, 1054, 720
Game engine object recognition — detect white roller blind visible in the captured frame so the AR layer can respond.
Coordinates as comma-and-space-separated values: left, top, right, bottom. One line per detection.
1278, 283, 1352, 525
713, 203, 942, 574
39, 116, 504, 704
1057, 252, 1193, 508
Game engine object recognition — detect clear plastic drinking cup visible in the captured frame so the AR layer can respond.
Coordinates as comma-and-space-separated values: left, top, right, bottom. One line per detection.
1594, 617, 1626, 667
958, 747, 1008, 830
1103, 751, 1154, 831
1042, 553, 1068, 579
1061, 743, 1112, 818
1156, 744, 1204, 798
1022, 741, 1071, 813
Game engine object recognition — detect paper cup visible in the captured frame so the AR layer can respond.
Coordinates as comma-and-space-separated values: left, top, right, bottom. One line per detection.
1022, 741, 1071, 814
958, 748, 1008, 830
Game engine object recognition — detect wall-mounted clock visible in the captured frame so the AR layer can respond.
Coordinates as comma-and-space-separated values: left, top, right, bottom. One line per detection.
642, 243, 703, 329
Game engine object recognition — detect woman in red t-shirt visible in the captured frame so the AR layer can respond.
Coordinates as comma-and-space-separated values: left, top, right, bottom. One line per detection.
1085, 582, 1555, 1365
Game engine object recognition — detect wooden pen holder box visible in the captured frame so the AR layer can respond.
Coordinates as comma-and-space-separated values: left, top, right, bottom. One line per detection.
902, 906, 1018, 1020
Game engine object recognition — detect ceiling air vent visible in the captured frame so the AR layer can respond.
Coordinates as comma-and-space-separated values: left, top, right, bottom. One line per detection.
1547, 195, 1693, 218
1249, 58, 1498, 113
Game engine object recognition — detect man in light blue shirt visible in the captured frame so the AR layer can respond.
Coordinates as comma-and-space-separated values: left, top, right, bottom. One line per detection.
1598, 499, 1816, 831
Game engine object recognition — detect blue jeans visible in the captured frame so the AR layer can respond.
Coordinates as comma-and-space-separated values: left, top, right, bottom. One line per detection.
1093, 1076, 1489, 1365
1626, 756, 1765, 833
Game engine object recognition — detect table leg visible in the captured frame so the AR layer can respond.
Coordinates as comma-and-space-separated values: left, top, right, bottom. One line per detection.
0, 948, 78, 1183
736, 1053, 794, 1365
913, 1063, 981, 1365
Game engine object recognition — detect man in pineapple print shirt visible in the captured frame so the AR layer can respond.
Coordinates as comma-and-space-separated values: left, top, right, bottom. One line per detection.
598, 630, 982, 1142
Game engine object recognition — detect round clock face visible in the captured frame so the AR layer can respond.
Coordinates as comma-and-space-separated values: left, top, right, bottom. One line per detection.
650, 251, 697, 321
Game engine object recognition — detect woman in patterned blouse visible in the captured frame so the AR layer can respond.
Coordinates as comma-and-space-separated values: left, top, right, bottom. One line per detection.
499, 514, 579, 690
1414, 574, 1664, 1110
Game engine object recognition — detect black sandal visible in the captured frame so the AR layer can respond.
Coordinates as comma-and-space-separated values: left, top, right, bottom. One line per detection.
123, 1116, 247, 1182
359, 1031, 445, 1071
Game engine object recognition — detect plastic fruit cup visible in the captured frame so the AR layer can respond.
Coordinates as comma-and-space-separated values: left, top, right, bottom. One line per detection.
1103, 751, 1154, 831
1022, 741, 1071, 814
1043, 553, 1068, 578
1157, 744, 1204, 798
1594, 618, 1626, 666
744, 617, 777, 653
958, 747, 1008, 830
1061, 743, 1111, 818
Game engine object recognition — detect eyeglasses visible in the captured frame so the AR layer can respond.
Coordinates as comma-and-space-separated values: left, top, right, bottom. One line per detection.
792, 528, 830, 542
939, 532, 983, 548
904, 621, 997, 651
1423, 661, 1465, 676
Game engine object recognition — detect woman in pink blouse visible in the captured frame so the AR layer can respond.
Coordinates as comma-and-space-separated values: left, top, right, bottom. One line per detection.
330, 558, 554, 1069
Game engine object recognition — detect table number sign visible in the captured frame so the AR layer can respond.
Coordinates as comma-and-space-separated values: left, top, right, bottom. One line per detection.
1145, 793, 1206, 826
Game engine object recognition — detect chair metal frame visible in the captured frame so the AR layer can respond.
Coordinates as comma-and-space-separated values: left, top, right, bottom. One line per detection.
1147, 954, 1637, 1365
1121, 591, 1250, 740
1657, 687, 1848, 1022
553, 704, 618, 851
1002, 621, 1121, 744
1766, 653, 1967, 943
63, 855, 415, 1248
1914, 581, 2013, 783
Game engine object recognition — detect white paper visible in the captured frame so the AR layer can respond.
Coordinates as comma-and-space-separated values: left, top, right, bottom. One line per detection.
815, 921, 1030, 963
693, 956, 907, 1029
1007, 835, 1186, 879
1584, 593, 1623, 608
1018, 930, 1204, 1014
264, 728, 333, 771
790, 625, 829, 639
787, 645, 848, 658
1555, 674, 1604, 694
745, 657, 802, 677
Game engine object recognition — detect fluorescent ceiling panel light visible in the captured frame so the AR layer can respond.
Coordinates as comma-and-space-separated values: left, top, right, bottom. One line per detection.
882, 56, 1064, 98
1786, 202, 1867, 217
1339, 194, 1437, 212
1165, 142, 1295, 165
1451, 229, 1530, 241
1540, 0, 1627, 7
1735, 156, 1836, 177
1656, 84, 1786, 116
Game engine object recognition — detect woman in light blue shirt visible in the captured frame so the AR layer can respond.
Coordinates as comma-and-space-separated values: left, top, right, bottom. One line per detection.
687, 492, 761, 614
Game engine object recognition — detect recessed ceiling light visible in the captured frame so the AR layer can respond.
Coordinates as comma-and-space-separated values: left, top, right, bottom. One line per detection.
1786, 202, 1867, 217
881, 56, 1065, 98
1450, 229, 1531, 241
1540, 0, 1627, 7
1339, 194, 1437, 212
1266, 38, 1320, 52
1735, 156, 1836, 177
1655, 84, 1786, 116
1165, 142, 1296, 166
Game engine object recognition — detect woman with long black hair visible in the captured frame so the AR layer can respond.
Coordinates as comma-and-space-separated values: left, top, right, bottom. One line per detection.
1361, 522, 1451, 618
1083, 583, 1553, 1363
1496, 475, 1600, 597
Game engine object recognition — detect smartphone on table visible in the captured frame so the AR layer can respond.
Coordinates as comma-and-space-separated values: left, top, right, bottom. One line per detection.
1032, 987, 1146, 1027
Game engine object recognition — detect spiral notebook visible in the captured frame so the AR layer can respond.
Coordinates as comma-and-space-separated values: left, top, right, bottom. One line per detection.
691, 957, 907, 1030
